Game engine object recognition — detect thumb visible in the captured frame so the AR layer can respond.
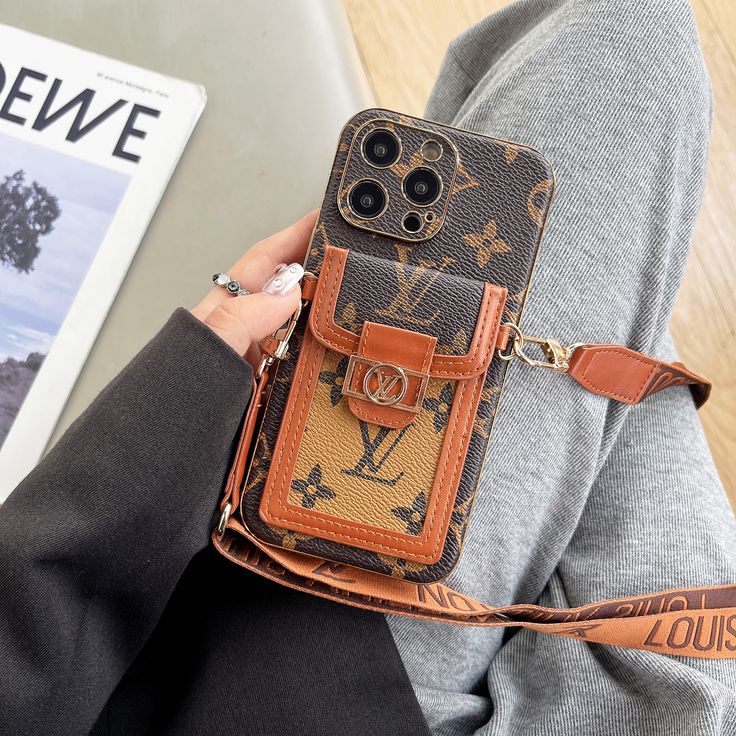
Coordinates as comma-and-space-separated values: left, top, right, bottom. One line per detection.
201, 263, 303, 357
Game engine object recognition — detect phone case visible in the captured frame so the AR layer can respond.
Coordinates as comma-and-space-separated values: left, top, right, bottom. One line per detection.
239, 109, 555, 583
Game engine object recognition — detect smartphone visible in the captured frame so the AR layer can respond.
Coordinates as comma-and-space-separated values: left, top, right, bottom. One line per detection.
238, 108, 555, 583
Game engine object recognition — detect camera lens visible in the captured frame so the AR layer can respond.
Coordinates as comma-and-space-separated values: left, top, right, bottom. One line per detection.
362, 129, 400, 167
402, 212, 423, 233
348, 179, 387, 219
403, 167, 441, 206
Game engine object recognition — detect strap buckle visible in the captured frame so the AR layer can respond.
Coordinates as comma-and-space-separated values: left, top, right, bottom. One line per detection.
498, 322, 578, 373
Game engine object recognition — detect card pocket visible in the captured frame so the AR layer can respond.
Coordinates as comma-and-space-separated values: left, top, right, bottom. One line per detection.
242, 244, 507, 582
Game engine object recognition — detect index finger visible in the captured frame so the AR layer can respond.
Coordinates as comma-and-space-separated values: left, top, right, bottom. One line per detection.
245, 209, 319, 282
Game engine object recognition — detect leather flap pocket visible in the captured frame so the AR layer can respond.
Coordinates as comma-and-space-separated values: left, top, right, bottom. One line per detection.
253, 245, 506, 568
309, 246, 504, 429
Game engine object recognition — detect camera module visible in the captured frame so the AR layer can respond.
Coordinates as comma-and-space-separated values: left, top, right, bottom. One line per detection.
348, 179, 387, 219
403, 167, 441, 206
362, 129, 401, 168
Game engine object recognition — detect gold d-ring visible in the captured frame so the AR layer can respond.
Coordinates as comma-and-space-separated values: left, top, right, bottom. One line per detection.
498, 322, 525, 362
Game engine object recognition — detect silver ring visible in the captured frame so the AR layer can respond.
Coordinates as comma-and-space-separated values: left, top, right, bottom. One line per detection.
212, 272, 250, 297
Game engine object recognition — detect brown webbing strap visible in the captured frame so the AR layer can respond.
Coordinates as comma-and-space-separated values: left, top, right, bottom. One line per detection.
566, 344, 710, 408
214, 524, 736, 660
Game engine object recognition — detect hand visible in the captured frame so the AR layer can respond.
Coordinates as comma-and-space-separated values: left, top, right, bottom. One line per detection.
191, 210, 317, 367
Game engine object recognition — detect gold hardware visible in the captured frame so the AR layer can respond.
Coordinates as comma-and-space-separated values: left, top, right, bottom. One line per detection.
337, 117, 459, 244
342, 355, 428, 412
363, 362, 409, 406
255, 276, 314, 378
216, 502, 232, 537
497, 322, 578, 373
359, 126, 404, 170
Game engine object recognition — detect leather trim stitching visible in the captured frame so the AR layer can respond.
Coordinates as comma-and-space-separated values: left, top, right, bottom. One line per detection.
261, 296, 497, 559
265, 372, 481, 560
310, 247, 502, 377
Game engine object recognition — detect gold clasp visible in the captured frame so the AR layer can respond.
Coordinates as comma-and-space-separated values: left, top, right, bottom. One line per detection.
256, 301, 303, 377
256, 272, 314, 377
497, 322, 577, 373
216, 502, 232, 537
273, 300, 304, 359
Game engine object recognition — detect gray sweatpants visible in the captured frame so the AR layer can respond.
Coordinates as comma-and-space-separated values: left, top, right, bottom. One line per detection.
387, 1, 736, 734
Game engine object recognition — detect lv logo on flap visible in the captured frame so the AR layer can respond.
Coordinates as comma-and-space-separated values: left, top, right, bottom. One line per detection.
343, 355, 430, 413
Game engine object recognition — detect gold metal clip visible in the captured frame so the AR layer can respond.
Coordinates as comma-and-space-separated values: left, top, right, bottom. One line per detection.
255, 272, 314, 377
216, 502, 232, 537
497, 322, 578, 373
256, 302, 301, 377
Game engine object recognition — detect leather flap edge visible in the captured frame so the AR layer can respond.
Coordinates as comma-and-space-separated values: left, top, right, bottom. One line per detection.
308, 245, 507, 379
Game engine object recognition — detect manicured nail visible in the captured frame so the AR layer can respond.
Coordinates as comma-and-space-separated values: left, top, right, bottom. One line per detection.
272, 262, 287, 274
262, 263, 304, 296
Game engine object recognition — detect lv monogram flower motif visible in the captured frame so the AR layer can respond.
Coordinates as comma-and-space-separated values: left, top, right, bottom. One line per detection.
376, 552, 426, 580
319, 356, 349, 406
335, 302, 362, 334
391, 491, 427, 535
463, 220, 511, 268
473, 386, 500, 438
437, 328, 470, 356
423, 382, 455, 433
291, 464, 336, 509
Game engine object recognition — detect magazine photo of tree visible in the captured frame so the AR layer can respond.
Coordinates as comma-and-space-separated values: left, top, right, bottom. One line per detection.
0, 170, 60, 273
0, 132, 130, 449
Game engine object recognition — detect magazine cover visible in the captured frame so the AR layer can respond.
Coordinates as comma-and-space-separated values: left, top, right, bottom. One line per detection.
0, 24, 206, 500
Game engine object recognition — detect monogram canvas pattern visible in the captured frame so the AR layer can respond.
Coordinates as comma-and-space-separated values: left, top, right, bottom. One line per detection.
287, 347, 449, 535
247, 246, 506, 570
239, 109, 555, 582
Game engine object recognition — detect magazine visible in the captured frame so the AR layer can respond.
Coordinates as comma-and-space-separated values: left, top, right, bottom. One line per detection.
0, 24, 206, 500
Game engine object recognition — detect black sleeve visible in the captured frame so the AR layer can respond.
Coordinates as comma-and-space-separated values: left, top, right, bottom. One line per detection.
0, 309, 253, 735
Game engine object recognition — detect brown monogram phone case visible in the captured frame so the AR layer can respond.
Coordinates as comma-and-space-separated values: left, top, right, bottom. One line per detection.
239, 108, 555, 583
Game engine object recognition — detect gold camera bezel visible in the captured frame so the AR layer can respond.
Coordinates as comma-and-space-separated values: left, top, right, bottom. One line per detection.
338, 117, 459, 243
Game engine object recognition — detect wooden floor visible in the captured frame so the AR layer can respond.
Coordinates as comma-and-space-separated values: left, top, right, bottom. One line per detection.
343, 0, 736, 506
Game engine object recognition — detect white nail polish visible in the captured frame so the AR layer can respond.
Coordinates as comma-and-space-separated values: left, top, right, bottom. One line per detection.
262, 263, 304, 296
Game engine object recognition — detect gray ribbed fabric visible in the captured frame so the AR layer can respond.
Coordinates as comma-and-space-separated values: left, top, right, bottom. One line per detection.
386, 1, 736, 734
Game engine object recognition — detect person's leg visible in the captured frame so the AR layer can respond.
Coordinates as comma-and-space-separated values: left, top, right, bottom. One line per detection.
481, 341, 736, 735
387, 1, 736, 733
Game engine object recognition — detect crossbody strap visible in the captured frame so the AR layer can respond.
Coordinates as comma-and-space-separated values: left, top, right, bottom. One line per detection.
214, 279, 720, 659
214, 525, 736, 660
494, 320, 710, 408
566, 344, 710, 406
